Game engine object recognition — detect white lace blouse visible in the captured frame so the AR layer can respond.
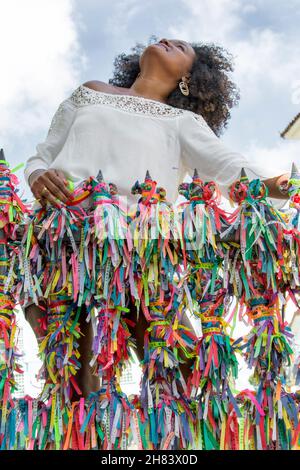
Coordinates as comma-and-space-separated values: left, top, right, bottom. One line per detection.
24, 84, 287, 208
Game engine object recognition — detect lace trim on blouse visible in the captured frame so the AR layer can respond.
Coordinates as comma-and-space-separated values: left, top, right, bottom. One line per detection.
69, 84, 186, 118
47, 99, 75, 136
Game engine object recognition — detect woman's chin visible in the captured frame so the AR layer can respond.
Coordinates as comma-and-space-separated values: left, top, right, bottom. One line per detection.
147, 44, 168, 54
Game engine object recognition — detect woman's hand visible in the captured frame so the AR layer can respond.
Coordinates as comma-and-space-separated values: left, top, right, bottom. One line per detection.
29, 168, 74, 208
230, 173, 290, 200
263, 173, 290, 199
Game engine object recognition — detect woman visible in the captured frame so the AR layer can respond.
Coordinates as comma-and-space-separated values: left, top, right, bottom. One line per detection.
23, 36, 290, 400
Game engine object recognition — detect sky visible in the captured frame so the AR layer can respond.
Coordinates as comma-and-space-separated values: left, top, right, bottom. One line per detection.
1, 0, 300, 205
1, 0, 300, 394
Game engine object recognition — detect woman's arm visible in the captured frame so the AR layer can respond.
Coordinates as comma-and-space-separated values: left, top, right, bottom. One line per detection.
178, 111, 290, 205
24, 97, 77, 187
24, 95, 78, 206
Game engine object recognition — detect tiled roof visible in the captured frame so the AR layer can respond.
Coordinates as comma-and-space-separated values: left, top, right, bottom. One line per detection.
281, 112, 300, 138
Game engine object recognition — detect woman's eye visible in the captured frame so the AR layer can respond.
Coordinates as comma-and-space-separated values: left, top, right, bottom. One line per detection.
178, 45, 184, 51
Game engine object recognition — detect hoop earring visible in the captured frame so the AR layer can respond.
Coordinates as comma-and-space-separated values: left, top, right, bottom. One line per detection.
179, 80, 189, 96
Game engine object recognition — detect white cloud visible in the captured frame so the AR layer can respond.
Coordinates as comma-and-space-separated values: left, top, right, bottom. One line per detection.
0, 0, 86, 141
168, 0, 242, 44
242, 3, 257, 14
246, 138, 300, 174
104, 0, 145, 37
171, 0, 300, 90
233, 28, 300, 94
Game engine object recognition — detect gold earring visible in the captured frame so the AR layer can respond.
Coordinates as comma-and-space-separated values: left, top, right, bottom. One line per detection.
179, 79, 189, 96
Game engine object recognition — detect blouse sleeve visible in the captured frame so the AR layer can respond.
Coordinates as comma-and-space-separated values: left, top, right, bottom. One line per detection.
24, 96, 78, 187
178, 111, 289, 209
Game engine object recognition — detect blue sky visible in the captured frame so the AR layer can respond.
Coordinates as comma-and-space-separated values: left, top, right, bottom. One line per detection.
1, 0, 300, 202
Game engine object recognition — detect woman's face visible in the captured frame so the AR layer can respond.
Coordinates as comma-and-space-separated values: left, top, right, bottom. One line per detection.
140, 38, 196, 80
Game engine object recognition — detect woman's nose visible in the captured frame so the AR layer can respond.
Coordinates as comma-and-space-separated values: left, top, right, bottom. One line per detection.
160, 38, 170, 47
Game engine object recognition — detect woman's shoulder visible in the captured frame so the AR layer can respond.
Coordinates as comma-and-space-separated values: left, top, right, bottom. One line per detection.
82, 80, 112, 93
177, 108, 210, 127
82, 80, 128, 95
69, 80, 131, 105
68, 80, 110, 106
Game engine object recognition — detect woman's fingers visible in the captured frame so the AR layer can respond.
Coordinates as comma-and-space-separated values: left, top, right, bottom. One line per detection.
30, 169, 73, 207
41, 188, 62, 208
51, 170, 74, 200
54, 169, 68, 186
31, 171, 60, 205
32, 183, 60, 208
30, 180, 47, 207
45, 172, 73, 203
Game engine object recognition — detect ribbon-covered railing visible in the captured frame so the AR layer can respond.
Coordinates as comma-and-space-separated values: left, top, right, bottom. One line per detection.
0, 146, 300, 450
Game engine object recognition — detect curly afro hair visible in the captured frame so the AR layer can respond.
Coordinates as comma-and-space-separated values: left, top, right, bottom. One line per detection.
108, 34, 240, 137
